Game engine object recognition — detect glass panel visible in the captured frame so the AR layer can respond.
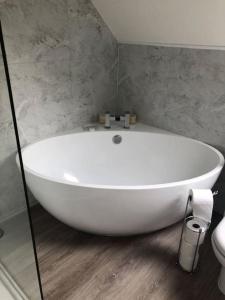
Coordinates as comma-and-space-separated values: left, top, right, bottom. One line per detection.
0, 24, 42, 300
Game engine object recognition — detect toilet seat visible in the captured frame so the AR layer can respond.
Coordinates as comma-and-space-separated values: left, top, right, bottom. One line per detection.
213, 217, 225, 258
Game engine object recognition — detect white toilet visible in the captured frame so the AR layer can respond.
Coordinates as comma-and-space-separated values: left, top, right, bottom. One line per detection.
212, 217, 225, 295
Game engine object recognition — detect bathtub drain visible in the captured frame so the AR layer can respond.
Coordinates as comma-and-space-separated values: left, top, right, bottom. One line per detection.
112, 135, 122, 144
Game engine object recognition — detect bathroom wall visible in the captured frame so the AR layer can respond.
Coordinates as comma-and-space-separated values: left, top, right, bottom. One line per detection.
118, 44, 225, 213
0, 0, 118, 221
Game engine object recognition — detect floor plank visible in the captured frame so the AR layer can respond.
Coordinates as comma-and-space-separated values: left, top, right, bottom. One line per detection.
32, 205, 225, 300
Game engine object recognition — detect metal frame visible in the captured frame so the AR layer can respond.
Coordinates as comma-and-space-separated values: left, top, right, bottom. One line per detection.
0, 20, 44, 299
178, 195, 210, 273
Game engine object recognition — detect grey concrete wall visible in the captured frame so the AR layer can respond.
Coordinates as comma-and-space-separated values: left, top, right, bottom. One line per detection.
118, 44, 225, 214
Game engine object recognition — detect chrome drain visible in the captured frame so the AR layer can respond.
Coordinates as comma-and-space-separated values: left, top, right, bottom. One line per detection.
112, 135, 122, 144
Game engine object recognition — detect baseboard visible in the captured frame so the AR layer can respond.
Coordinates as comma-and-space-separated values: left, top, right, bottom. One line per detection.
0, 262, 29, 300
0, 199, 38, 224
0, 207, 27, 224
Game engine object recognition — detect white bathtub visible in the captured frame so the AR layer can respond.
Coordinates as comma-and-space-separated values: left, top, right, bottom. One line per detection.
21, 127, 224, 235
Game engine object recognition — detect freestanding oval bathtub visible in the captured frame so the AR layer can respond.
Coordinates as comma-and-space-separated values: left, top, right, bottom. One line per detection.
21, 129, 224, 235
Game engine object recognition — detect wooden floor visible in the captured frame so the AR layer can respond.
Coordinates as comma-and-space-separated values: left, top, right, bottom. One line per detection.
32, 205, 225, 300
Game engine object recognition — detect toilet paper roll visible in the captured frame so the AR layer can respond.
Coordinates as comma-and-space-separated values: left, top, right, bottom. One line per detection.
183, 218, 208, 245
190, 189, 213, 223
179, 239, 199, 272
179, 252, 199, 272
180, 238, 199, 257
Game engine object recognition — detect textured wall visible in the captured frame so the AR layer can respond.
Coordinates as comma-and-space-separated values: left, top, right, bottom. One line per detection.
0, 0, 118, 221
118, 44, 225, 213
1, 0, 118, 144
118, 45, 225, 147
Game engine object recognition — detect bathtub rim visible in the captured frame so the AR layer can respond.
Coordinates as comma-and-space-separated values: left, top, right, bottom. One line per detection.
18, 130, 224, 191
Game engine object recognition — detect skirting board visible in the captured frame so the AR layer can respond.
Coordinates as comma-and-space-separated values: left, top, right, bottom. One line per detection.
0, 199, 37, 224
0, 262, 29, 300
0, 206, 28, 224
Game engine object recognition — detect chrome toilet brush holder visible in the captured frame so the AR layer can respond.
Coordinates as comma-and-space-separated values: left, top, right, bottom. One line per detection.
177, 195, 210, 273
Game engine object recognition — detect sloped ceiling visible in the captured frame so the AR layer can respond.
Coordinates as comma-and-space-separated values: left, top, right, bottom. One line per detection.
92, 0, 225, 49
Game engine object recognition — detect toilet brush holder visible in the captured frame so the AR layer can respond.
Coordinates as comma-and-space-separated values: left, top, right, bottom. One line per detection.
178, 196, 210, 273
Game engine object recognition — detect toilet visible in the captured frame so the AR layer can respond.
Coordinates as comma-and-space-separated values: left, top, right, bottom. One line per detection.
211, 217, 225, 295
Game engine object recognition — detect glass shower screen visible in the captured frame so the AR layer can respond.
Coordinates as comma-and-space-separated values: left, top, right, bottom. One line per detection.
0, 21, 42, 300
